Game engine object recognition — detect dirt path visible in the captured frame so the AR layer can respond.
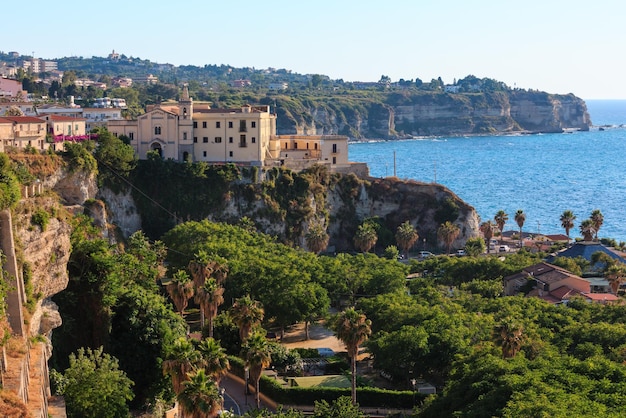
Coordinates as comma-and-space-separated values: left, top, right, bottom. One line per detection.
279, 322, 346, 353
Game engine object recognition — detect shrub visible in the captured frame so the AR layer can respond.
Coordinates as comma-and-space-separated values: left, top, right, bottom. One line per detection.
31, 209, 50, 231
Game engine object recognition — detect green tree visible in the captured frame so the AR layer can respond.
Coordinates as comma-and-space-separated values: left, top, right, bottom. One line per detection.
178, 369, 222, 418
560, 210, 576, 240
437, 221, 460, 255
162, 337, 201, 395
61, 347, 134, 418
195, 337, 230, 384
494, 318, 524, 359
494, 210, 508, 244
92, 127, 137, 186
591, 209, 604, 241
606, 263, 626, 294
313, 396, 365, 418
231, 295, 264, 342
166, 270, 195, 314
305, 223, 330, 254
0, 154, 21, 210
395, 221, 419, 259
332, 308, 372, 405
354, 223, 378, 253
383, 245, 400, 260
514, 210, 526, 247
465, 236, 486, 256
480, 221, 496, 254
242, 332, 272, 409
580, 219, 596, 241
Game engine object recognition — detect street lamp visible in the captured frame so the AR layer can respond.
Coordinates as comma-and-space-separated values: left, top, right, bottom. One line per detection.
244, 366, 250, 405
410, 378, 417, 406
220, 387, 226, 413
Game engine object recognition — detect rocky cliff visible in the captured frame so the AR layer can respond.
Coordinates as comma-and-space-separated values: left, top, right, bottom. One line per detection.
275, 91, 591, 139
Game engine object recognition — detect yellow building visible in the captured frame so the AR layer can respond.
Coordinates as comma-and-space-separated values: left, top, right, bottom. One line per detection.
42, 115, 88, 151
192, 104, 276, 166
0, 116, 47, 152
106, 85, 361, 173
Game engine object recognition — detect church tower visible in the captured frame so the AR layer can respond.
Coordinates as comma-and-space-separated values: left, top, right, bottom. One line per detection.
177, 83, 194, 161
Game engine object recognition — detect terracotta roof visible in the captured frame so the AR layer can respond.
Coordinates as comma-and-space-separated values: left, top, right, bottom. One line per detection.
584, 293, 619, 302
0, 116, 45, 123
550, 285, 583, 300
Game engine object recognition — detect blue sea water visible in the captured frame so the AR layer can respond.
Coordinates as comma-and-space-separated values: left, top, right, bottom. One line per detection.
348, 100, 626, 242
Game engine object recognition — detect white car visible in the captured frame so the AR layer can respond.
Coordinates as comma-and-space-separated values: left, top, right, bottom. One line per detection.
418, 251, 434, 258
499, 245, 510, 252
456, 249, 466, 256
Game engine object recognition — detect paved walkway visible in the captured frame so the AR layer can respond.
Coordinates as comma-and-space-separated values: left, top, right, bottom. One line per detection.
220, 372, 278, 415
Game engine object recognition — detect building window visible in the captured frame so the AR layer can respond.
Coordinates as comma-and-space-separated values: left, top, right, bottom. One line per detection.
155, 126, 161, 135
228, 121, 233, 128
202, 121, 207, 128
183, 132, 187, 140
315, 143, 318, 150
251, 121, 256, 128
203, 137, 209, 143
332, 143, 338, 153
229, 137, 233, 143
239, 120, 247, 132
215, 137, 222, 143
251, 137, 256, 143
194, 137, 198, 143
129, 132, 134, 140
239, 135, 247, 147
229, 151, 233, 157
203, 151, 207, 157
193, 121, 198, 128
333, 156, 337, 164
216, 121, 221, 128
294, 142, 298, 149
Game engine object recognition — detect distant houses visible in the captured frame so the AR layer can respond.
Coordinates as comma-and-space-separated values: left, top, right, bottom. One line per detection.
504, 261, 619, 305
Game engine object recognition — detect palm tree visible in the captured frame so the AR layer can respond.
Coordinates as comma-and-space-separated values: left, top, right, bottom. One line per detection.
196, 337, 230, 384
242, 332, 272, 409
230, 295, 264, 342
494, 318, 524, 359
514, 210, 526, 248
494, 210, 508, 244
166, 270, 195, 314
305, 223, 330, 254
163, 337, 201, 395
580, 219, 596, 242
332, 307, 372, 405
197, 278, 225, 338
353, 223, 378, 253
437, 221, 460, 255
395, 221, 419, 259
188, 250, 215, 289
606, 263, 626, 294
178, 369, 222, 418
591, 209, 604, 241
480, 221, 495, 254
560, 210, 576, 241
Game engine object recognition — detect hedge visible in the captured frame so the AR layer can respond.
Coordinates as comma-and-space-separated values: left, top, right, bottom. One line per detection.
227, 356, 423, 408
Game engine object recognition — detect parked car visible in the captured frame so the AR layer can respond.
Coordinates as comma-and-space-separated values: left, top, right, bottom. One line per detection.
418, 251, 434, 259
499, 245, 510, 253
456, 249, 466, 256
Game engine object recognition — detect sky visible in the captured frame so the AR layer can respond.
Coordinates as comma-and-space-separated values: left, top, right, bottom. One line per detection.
4, 0, 626, 99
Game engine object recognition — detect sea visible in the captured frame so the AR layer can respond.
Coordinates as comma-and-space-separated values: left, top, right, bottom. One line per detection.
348, 100, 626, 242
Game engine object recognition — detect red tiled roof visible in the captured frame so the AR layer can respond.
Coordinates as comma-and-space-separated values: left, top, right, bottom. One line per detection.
584, 293, 619, 302
0, 116, 45, 123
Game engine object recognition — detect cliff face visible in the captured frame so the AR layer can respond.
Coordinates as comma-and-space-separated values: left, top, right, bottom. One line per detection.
276, 91, 591, 138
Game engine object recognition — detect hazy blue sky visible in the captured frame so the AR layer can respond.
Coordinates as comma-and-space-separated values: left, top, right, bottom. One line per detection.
4, 0, 625, 99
